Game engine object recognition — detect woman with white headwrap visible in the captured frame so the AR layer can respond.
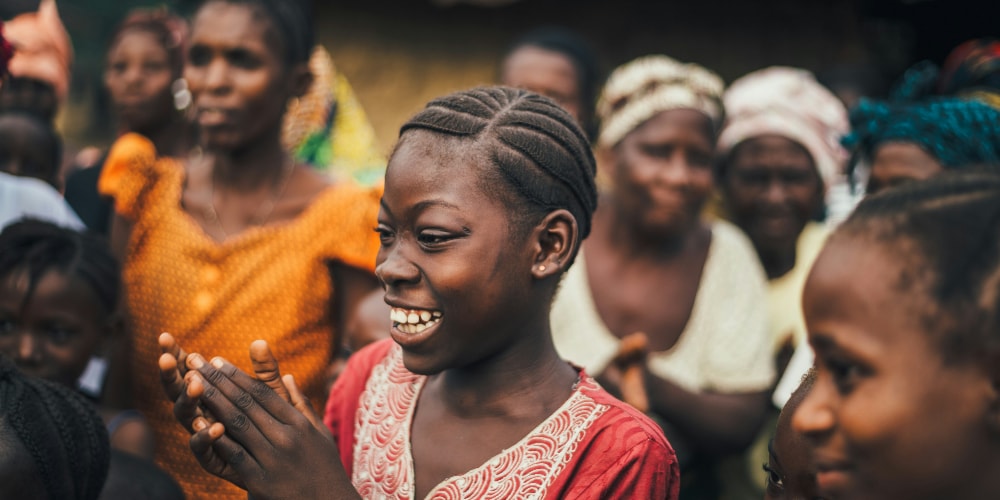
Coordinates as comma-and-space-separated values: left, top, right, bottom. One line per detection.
715, 67, 849, 496
717, 66, 848, 366
550, 55, 773, 498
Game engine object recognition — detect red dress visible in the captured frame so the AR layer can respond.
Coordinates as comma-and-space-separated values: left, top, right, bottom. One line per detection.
324, 340, 680, 499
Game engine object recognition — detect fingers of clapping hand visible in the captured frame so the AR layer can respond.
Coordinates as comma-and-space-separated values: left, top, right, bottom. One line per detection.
249, 340, 293, 405
282, 373, 329, 436
186, 354, 306, 445
190, 421, 250, 489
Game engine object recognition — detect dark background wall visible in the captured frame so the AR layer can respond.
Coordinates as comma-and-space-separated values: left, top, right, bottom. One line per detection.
3, 0, 997, 149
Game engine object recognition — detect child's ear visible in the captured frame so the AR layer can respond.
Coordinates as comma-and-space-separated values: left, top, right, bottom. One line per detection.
530, 209, 578, 280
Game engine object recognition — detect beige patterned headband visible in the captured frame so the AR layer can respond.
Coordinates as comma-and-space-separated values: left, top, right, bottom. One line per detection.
597, 55, 724, 148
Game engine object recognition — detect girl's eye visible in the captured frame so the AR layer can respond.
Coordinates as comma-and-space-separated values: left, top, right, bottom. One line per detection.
824, 356, 867, 393
46, 326, 74, 346
375, 226, 395, 245
417, 232, 453, 247
763, 463, 784, 491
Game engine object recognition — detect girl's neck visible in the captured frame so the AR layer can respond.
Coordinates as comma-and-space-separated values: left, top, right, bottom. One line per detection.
435, 322, 577, 419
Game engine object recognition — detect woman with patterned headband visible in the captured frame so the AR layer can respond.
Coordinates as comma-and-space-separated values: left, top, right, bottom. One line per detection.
549, 55, 773, 498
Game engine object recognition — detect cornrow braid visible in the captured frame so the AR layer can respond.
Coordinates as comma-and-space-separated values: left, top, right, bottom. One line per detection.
0, 355, 110, 500
0, 220, 120, 313
838, 171, 1000, 362
400, 87, 598, 243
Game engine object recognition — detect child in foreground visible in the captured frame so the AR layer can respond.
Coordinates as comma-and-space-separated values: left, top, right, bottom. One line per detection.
793, 171, 1000, 499
763, 369, 823, 500
160, 86, 679, 499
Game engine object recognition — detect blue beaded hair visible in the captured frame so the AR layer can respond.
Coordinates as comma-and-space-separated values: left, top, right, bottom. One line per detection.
843, 61, 1000, 175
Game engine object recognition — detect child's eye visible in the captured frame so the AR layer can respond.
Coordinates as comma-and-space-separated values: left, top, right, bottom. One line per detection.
46, 326, 75, 346
824, 356, 867, 393
374, 226, 395, 245
417, 231, 454, 247
0, 319, 14, 335
763, 463, 784, 491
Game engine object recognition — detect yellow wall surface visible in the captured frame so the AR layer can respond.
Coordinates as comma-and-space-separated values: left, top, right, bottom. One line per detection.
317, 0, 869, 150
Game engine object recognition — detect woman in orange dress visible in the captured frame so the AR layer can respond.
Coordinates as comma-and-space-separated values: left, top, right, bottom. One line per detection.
98, 0, 381, 498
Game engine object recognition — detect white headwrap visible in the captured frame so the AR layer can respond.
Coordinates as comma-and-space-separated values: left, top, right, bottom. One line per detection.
717, 67, 848, 188
597, 55, 724, 148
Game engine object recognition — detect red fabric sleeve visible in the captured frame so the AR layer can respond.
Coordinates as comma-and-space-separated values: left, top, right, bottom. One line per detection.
323, 339, 396, 478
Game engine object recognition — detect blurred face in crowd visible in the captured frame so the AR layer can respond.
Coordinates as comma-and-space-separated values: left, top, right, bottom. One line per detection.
501, 46, 582, 123
607, 109, 714, 238
184, 1, 299, 152
0, 270, 109, 389
867, 142, 944, 195
0, 113, 59, 188
793, 236, 997, 500
105, 29, 177, 134
724, 135, 823, 269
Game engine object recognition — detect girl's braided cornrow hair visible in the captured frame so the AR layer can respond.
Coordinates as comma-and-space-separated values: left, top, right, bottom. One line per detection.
0, 355, 110, 500
399, 87, 597, 248
839, 171, 1000, 362
0, 220, 120, 313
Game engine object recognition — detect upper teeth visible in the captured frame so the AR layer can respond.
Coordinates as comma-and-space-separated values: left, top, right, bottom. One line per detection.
391, 307, 442, 334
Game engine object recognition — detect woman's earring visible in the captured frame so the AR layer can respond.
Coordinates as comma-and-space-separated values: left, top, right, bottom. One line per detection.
172, 78, 191, 111
538, 265, 547, 272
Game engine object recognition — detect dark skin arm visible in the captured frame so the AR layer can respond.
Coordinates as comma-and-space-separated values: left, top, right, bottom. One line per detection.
170, 349, 360, 499
600, 348, 769, 456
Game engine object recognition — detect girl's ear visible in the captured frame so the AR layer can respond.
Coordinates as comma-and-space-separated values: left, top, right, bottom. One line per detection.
530, 209, 578, 280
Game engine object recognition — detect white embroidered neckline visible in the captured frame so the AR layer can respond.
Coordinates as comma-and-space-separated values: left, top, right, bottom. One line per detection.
351, 345, 609, 500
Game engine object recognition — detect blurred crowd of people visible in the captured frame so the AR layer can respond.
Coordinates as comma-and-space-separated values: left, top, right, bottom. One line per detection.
2, 1, 1000, 499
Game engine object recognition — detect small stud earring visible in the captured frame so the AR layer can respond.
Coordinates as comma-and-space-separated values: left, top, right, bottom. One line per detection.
538, 265, 546, 272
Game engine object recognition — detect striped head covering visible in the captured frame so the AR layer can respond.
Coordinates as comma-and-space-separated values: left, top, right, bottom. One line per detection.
4, 0, 73, 102
597, 55, 724, 148
718, 66, 849, 189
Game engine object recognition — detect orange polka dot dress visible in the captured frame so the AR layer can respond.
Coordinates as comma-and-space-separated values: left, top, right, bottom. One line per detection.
99, 134, 381, 499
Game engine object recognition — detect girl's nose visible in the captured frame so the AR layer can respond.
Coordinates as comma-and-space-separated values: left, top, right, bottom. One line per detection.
375, 245, 420, 288
16, 333, 42, 364
791, 375, 837, 440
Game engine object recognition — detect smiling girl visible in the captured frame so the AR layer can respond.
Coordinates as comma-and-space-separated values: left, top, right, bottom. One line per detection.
793, 171, 1000, 499
159, 86, 679, 499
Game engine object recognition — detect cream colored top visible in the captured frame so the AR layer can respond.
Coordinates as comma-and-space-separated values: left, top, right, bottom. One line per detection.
766, 222, 831, 352
551, 220, 774, 394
